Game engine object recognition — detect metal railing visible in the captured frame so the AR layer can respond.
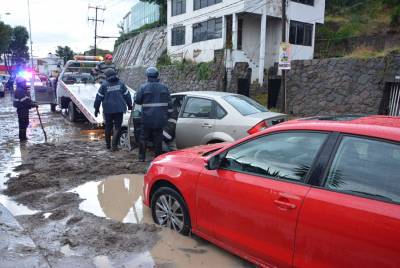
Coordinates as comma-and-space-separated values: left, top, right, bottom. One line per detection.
389, 83, 400, 116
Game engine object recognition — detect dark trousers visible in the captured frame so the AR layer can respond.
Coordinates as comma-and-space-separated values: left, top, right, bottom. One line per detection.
139, 127, 163, 160
104, 112, 123, 148
17, 108, 29, 141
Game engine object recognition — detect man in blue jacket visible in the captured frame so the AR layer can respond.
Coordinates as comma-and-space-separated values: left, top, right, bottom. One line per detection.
94, 68, 132, 151
135, 67, 172, 162
13, 77, 38, 142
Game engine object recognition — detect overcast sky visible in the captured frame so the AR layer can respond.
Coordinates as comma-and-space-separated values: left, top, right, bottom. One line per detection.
2, 0, 138, 57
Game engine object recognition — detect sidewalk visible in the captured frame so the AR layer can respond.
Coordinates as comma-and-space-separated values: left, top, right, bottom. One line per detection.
0, 203, 50, 268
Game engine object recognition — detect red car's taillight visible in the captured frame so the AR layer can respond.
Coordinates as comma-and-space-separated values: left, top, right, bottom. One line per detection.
247, 120, 268, 135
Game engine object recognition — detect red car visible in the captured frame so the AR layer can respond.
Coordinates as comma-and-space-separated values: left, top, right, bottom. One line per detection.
143, 115, 400, 268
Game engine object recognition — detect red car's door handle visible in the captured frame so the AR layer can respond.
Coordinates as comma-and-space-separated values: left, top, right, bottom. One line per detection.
274, 199, 297, 210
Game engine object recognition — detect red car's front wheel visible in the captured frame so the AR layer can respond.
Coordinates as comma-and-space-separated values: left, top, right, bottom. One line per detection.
151, 187, 191, 236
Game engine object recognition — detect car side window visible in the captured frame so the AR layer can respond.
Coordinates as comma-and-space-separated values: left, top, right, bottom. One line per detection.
182, 97, 213, 119
220, 132, 328, 182
325, 136, 400, 203
215, 102, 227, 119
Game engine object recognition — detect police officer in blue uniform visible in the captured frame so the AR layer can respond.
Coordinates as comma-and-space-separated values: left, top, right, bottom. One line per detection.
13, 77, 38, 142
94, 68, 132, 151
135, 67, 172, 162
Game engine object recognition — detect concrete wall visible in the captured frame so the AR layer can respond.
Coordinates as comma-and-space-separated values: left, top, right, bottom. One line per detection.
113, 27, 167, 68
286, 54, 400, 116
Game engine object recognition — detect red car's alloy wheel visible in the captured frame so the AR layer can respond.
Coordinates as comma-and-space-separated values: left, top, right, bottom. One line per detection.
151, 187, 191, 235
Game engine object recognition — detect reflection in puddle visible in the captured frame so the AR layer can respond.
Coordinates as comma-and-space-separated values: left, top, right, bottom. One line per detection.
71, 174, 252, 267
70, 175, 144, 224
0, 194, 38, 216
0, 144, 38, 216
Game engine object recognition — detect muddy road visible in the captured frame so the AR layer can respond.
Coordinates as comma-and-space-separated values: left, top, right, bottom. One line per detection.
0, 94, 253, 267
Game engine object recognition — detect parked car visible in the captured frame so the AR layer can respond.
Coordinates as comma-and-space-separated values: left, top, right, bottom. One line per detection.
0, 82, 4, 98
129, 91, 286, 149
143, 115, 400, 268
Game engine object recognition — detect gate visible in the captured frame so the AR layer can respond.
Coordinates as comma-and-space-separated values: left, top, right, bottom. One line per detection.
388, 83, 400, 116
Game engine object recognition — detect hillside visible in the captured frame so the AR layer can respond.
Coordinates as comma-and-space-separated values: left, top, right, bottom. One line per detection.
315, 0, 400, 58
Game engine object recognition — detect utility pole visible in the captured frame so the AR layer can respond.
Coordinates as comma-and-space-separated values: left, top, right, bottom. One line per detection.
281, 0, 287, 113
27, 0, 34, 69
88, 5, 105, 56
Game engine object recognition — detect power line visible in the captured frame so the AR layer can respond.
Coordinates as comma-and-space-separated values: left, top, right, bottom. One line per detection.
88, 4, 106, 56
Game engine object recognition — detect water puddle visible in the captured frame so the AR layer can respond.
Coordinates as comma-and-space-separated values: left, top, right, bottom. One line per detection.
0, 144, 38, 216
69, 175, 144, 224
71, 174, 252, 267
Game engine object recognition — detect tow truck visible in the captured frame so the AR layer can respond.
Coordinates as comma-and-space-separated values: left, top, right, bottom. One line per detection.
33, 55, 136, 149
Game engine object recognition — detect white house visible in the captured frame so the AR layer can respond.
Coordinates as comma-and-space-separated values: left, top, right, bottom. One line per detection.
167, 0, 325, 84
34, 53, 63, 76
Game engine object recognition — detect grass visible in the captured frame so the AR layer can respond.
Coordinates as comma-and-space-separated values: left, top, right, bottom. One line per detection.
346, 45, 400, 58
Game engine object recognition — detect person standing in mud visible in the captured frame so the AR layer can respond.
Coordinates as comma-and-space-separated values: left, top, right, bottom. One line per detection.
94, 68, 132, 151
13, 77, 38, 142
135, 67, 172, 162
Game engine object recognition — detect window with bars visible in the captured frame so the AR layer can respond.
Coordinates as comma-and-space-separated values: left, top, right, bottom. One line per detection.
289, 21, 313, 46
192, 17, 222, 43
194, 0, 222, 10
172, 0, 186, 16
171, 26, 186, 46
291, 0, 314, 6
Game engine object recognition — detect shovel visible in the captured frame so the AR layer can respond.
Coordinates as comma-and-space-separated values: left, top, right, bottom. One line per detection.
35, 106, 48, 142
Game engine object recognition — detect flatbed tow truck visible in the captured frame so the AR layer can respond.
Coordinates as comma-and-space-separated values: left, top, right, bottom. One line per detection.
33, 55, 136, 149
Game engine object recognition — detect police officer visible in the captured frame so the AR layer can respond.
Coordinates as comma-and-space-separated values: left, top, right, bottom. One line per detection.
93, 54, 117, 82
13, 77, 38, 142
135, 67, 172, 162
94, 68, 132, 151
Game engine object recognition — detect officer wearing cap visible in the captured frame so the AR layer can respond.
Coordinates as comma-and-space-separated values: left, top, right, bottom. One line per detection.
13, 77, 38, 142
94, 54, 118, 82
135, 67, 172, 162
94, 68, 133, 151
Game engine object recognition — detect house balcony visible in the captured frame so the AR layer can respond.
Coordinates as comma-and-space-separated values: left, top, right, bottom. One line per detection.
243, 0, 282, 17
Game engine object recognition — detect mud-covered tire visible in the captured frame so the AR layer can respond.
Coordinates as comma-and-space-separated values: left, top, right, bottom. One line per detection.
151, 187, 191, 236
118, 128, 131, 150
67, 101, 77, 122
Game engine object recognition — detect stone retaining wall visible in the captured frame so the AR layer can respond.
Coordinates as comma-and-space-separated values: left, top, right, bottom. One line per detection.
286, 54, 400, 116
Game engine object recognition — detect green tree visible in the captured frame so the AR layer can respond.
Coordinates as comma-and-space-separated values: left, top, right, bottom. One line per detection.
0, 21, 12, 55
84, 48, 112, 57
140, 0, 167, 25
55, 46, 74, 64
9, 26, 29, 64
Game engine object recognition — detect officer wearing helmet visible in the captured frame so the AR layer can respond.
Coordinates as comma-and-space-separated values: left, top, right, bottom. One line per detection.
93, 54, 118, 82
13, 76, 38, 142
135, 67, 172, 162
94, 68, 133, 151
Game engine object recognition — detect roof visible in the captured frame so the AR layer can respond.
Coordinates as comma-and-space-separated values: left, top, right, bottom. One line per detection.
269, 115, 400, 142
175, 91, 238, 98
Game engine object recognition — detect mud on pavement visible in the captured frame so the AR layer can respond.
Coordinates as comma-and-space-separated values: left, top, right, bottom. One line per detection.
3, 140, 162, 266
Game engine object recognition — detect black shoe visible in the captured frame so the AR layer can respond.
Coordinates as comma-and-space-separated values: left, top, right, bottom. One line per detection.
106, 144, 111, 150
111, 147, 119, 152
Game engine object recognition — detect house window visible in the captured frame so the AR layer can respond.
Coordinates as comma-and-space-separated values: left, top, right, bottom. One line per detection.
289, 21, 313, 46
171, 26, 186, 46
291, 0, 314, 6
172, 0, 186, 16
193, 17, 222, 43
194, 0, 222, 10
